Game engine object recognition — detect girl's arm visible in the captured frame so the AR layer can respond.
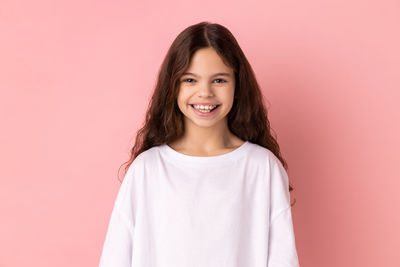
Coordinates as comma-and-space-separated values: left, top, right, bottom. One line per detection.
99, 166, 136, 267
267, 155, 300, 267
98, 206, 134, 267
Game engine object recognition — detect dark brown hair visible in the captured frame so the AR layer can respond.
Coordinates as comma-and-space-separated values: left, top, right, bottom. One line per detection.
118, 21, 296, 206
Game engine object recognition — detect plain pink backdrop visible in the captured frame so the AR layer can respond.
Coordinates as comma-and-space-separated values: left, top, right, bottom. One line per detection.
1, 0, 399, 266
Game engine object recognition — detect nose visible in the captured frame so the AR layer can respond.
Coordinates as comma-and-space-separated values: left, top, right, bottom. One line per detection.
197, 82, 214, 97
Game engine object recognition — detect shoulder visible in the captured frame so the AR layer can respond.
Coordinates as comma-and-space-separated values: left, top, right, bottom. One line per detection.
126, 145, 162, 172
119, 145, 161, 187
246, 141, 282, 167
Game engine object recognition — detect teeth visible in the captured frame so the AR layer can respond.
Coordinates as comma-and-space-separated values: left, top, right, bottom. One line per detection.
193, 104, 217, 113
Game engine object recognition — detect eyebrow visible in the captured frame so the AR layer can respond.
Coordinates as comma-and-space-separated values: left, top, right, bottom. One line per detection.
181, 72, 232, 78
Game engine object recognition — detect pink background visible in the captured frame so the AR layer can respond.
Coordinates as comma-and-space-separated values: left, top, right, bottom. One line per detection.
1, 0, 399, 266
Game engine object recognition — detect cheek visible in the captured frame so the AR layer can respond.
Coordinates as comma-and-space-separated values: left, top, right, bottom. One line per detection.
176, 87, 184, 102
219, 86, 235, 100
177, 89, 190, 103
176, 92, 189, 110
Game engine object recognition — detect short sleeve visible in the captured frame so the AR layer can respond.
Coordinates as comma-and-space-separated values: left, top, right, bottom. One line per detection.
267, 154, 300, 267
98, 164, 137, 267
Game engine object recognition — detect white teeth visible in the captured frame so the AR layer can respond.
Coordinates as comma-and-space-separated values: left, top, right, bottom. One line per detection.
192, 104, 218, 113
193, 105, 216, 113
194, 104, 216, 110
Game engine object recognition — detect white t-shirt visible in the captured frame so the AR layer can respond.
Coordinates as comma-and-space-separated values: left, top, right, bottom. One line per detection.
99, 140, 300, 267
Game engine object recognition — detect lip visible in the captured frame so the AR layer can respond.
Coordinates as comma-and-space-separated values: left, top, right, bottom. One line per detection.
189, 104, 220, 117
190, 103, 220, 106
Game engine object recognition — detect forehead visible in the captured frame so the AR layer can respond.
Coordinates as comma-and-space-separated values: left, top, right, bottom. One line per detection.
184, 48, 233, 75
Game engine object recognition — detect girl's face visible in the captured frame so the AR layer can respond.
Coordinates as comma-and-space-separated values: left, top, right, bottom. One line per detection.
177, 47, 235, 129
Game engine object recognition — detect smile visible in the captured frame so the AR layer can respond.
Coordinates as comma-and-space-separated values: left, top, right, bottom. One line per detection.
190, 104, 220, 117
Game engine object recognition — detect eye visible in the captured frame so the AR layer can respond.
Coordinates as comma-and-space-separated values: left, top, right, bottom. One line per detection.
182, 78, 195, 83
181, 78, 227, 84
214, 78, 227, 83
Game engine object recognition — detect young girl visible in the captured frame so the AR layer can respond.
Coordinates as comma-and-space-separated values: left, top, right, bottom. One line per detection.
99, 21, 300, 267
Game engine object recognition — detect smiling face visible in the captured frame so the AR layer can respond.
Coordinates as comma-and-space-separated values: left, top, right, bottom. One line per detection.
177, 47, 236, 130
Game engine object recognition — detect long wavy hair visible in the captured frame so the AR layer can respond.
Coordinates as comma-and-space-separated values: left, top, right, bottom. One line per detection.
118, 21, 296, 206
